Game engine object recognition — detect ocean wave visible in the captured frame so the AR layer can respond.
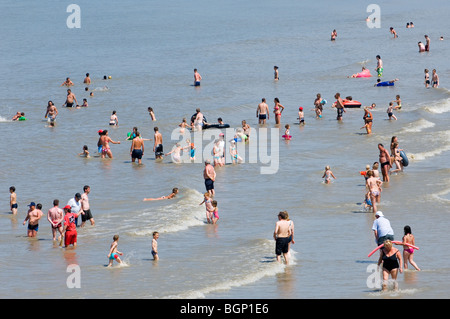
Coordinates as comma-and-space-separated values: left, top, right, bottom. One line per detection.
129, 188, 206, 236
164, 239, 297, 299
400, 119, 435, 133
422, 98, 450, 114
408, 131, 450, 161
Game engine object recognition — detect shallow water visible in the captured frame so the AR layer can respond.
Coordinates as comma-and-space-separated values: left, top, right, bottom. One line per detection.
0, 0, 449, 299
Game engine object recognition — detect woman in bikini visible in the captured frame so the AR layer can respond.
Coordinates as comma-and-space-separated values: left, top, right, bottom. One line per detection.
273, 98, 284, 125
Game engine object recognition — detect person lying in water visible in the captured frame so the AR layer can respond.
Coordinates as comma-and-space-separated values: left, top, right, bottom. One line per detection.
143, 188, 179, 201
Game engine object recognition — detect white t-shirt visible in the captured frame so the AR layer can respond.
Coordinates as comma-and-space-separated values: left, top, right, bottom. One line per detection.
67, 198, 82, 215
372, 217, 394, 237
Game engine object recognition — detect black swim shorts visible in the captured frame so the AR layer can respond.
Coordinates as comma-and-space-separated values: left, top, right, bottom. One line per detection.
205, 178, 214, 191
275, 237, 290, 255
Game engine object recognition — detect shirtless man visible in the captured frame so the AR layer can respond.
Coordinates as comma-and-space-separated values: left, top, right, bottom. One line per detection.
47, 199, 64, 241
334, 93, 346, 121
61, 77, 74, 87
153, 127, 163, 160
378, 143, 391, 182
256, 98, 270, 124
273, 211, 292, 264
44, 101, 58, 125
194, 68, 202, 86
23, 202, 44, 237
63, 89, 78, 108
203, 159, 216, 196
193, 108, 204, 131
81, 185, 95, 227
9, 186, 17, 215
83, 73, 91, 84
100, 130, 121, 159
375, 55, 383, 77
131, 131, 145, 164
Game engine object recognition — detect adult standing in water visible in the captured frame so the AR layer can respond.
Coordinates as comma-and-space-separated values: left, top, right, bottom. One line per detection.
273, 98, 284, 125
194, 68, 202, 86
203, 159, 216, 197
273, 211, 292, 265
377, 239, 403, 291
153, 127, 164, 160
378, 143, 391, 182
331, 29, 337, 41
131, 131, 145, 164
63, 89, 78, 107
333, 93, 346, 121
372, 211, 394, 246
81, 185, 95, 227
100, 130, 121, 159
257, 98, 270, 125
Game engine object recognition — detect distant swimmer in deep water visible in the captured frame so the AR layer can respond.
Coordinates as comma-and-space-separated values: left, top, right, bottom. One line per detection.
143, 188, 178, 201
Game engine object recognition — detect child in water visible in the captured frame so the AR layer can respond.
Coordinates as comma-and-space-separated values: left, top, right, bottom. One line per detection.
387, 102, 397, 120
78, 145, 90, 158
199, 192, 214, 224
402, 225, 420, 271
322, 166, 336, 184
393, 95, 402, 110
283, 124, 292, 140
107, 235, 123, 267
298, 107, 305, 125
211, 200, 219, 224
151, 232, 159, 260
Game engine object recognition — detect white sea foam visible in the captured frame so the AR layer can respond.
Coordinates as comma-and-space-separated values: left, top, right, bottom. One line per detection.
0, 115, 11, 122
408, 131, 450, 161
164, 239, 297, 299
129, 188, 206, 236
400, 119, 435, 133
422, 98, 450, 114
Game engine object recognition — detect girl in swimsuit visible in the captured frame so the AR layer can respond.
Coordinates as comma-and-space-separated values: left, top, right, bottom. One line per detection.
402, 225, 420, 271
322, 166, 336, 184
377, 240, 403, 291
212, 140, 223, 167
366, 170, 382, 213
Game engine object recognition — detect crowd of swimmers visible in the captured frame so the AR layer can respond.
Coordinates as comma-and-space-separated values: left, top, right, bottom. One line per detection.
6, 20, 441, 290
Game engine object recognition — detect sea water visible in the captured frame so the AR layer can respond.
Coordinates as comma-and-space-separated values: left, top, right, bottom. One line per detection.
0, 0, 449, 299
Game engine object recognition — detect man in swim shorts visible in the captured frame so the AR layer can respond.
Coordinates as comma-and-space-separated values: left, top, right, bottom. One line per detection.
194, 69, 202, 86
273, 211, 292, 265
153, 127, 163, 159
44, 101, 58, 125
256, 98, 270, 124
47, 199, 64, 241
130, 131, 145, 164
63, 89, 78, 107
334, 93, 346, 121
378, 143, 391, 182
203, 160, 216, 196
23, 202, 44, 238
375, 55, 383, 77
81, 185, 95, 227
